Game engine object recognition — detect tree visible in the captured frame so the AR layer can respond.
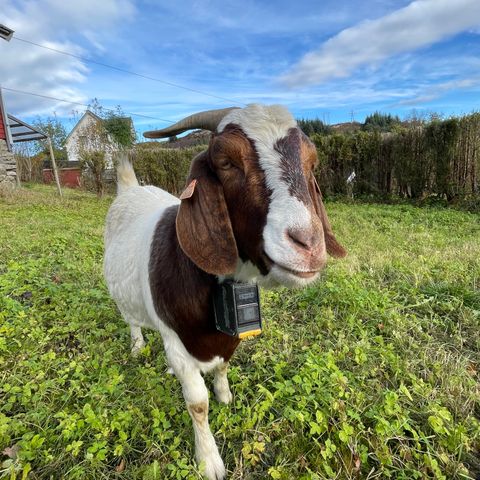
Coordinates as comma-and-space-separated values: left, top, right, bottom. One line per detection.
363, 112, 401, 132
88, 99, 136, 148
32, 114, 68, 164
297, 118, 331, 137
76, 115, 110, 197
75, 100, 136, 196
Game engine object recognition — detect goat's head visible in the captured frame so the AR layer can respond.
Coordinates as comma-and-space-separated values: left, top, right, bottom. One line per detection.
144, 104, 346, 288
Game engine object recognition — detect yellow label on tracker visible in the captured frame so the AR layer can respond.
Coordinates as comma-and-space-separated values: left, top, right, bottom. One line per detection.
238, 329, 262, 340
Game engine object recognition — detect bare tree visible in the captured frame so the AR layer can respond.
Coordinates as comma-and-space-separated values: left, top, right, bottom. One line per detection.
76, 117, 111, 197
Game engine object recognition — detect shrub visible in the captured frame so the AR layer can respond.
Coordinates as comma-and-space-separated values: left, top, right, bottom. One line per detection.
15, 154, 45, 184
133, 144, 205, 195
79, 151, 107, 197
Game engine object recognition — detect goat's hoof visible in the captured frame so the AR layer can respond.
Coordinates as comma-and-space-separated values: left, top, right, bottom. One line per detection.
214, 388, 233, 404
198, 450, 226, 480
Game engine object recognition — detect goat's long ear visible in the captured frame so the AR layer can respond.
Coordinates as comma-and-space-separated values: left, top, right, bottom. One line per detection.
308, 174, 347, 258
176, 153, 239, 275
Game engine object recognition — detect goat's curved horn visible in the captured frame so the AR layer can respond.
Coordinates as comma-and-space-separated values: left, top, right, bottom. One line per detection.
143, 107, 240, 139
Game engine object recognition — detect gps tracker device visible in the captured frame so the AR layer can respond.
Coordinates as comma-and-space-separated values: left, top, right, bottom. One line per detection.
213, 281, 262, 339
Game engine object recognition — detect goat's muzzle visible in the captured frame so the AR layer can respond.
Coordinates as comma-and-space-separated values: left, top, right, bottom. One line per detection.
285, 220, 326, 270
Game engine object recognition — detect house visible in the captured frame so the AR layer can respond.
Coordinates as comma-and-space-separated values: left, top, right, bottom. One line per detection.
65, 110, 134, 166
66, 110, 110, 165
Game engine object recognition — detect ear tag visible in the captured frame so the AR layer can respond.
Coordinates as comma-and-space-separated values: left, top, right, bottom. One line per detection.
180, 179, 197, 200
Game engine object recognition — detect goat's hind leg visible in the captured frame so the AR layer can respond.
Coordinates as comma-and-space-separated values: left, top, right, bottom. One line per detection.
130, 324, 145, 356
175, 366, 225, 480
213, 362, 232, 404
117, 306, 146, 356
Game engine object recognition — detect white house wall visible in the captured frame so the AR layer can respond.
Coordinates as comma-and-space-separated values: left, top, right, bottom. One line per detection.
66, 112, 115, 168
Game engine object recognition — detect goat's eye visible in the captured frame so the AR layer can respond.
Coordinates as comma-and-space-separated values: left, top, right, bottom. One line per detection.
216, 156, 233, 170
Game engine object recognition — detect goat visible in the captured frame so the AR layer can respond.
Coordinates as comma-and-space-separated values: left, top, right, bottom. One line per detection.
104, 104, 346, 480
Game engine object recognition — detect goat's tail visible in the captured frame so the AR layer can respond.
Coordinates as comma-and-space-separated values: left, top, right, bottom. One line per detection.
116, 153, 139, 195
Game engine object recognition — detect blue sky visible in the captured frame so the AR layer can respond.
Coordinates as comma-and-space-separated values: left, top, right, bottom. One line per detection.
1, 0, 480, 136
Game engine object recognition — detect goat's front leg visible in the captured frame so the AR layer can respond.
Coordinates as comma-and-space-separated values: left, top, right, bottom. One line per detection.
177, 368, 226, 480
213, 362, 233, 404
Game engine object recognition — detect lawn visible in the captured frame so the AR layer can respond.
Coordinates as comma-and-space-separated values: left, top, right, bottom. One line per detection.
0, 184, 479, 480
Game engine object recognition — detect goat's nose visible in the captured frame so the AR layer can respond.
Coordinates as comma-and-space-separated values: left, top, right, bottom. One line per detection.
287, 227, 319, 252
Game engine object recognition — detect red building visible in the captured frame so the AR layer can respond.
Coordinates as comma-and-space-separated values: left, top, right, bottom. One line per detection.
0, 111, 5, 139
0, 90, 9, 142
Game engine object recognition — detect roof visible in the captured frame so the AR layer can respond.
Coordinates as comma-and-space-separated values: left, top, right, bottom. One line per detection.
7, 114, 47, 143
65, 110, 102, 143
0, 88, 48, 151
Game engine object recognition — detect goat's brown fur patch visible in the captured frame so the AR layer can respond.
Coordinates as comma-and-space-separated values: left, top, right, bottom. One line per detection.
149, 206, 241, 362
188, 402, 208, 424
275, 128, 311, 205
176, 152, 238, 276
210, 125, 272, 274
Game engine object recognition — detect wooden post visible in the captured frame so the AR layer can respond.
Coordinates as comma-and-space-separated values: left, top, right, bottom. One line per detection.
48, 136, 62, 197
15, 156, 21, 187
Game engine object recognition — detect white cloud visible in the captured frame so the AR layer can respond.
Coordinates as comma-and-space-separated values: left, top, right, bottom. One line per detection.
281, 0, 480, 87
397, 76, 480, 105
0, 0, 136, 116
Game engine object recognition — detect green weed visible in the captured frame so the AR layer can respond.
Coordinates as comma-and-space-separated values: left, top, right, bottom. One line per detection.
0, 185, 479, 479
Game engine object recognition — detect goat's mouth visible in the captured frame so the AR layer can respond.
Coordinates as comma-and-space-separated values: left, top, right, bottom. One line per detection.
262, 251, 319, 279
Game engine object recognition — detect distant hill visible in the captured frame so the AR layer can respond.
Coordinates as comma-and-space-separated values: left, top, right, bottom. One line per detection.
138, 130, 211, 149
330, 122, 362, 134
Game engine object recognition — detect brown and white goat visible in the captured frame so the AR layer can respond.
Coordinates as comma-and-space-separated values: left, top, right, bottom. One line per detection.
104, 104, 346, 479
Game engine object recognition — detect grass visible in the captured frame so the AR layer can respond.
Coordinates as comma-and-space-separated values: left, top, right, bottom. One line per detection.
0, 184, 479, 480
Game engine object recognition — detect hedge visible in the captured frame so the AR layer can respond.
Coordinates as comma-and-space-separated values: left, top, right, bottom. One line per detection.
131, 113, 480, 203
132, 144, 206, 195
313, 113, 480, 200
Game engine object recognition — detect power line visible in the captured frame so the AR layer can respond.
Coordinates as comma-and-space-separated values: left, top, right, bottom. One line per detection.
12, 36, 246, 106
1, 86, 174, 123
